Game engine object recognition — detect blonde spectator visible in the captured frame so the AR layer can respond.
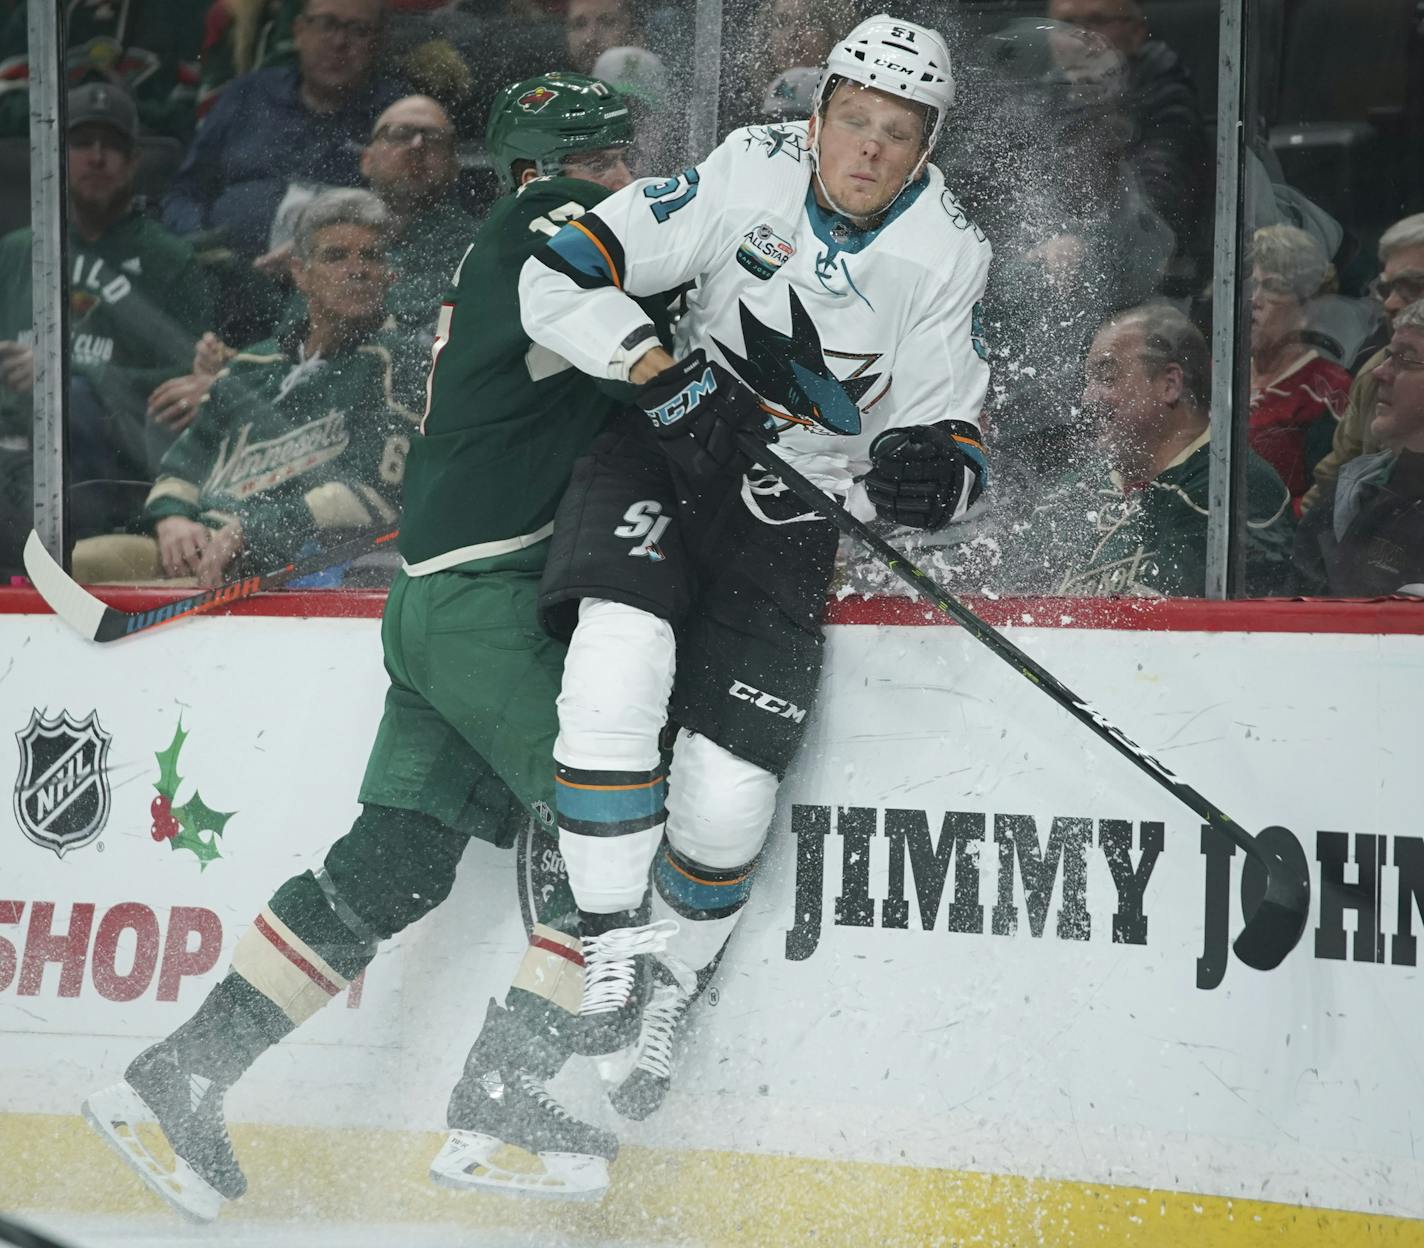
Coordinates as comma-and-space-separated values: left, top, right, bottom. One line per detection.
1248, 224, 1350, 515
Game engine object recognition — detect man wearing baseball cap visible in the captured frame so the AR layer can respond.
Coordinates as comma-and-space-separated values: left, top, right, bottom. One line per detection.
0, 79, 214, 574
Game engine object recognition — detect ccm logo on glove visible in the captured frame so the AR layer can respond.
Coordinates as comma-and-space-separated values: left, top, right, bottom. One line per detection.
637, 348, 776, 479
646, 365, 718, 427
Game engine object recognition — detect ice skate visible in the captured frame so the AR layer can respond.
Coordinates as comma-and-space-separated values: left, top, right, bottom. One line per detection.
573, 917, 678, 1056
82, 1040, 246, 1223
608, 957, 697, 1120
432, 998, 619, 1201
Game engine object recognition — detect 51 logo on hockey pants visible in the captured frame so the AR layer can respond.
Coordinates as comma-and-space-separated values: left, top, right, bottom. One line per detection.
614, 500, 670, 561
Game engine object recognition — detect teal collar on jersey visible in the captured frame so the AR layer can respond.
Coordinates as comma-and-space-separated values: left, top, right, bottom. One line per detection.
803, 173, 927, 262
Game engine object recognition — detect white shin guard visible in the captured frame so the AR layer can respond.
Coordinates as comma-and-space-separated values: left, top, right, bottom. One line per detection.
554, 599, 677, 914
652, 730, 778, 974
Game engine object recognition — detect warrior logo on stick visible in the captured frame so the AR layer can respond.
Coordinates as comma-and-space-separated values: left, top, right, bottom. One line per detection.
13, 709, 113, 858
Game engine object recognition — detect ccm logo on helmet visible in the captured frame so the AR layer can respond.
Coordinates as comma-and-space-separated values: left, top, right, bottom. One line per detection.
729, 680, 807, 723
647, 366, 717, 427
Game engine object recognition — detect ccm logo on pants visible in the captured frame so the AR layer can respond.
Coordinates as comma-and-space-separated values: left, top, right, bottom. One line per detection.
729, 680, 806, 723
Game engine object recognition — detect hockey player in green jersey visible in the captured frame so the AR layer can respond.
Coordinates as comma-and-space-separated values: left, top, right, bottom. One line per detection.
83, 72, 664, 1218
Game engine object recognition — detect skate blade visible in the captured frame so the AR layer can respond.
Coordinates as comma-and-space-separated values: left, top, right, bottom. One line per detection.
82, 1083, 226, 1224
428, 1130, 609, 1202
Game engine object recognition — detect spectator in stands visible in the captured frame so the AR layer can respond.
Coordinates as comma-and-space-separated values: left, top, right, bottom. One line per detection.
200, 0, 474, 128
759, 67, 820, 123
1294, 299, 1424, 597
198, 0, 297, 122
1000, 304, 1294, 596
1046, 0, 1208, 251
73, 189, 419, 586
591, 46, 672, 172
721, 0, 844, 130
1303, 213, 1424, 514
763, 0, 844, 81
0, 0, 207, 141
151, 91, 471, 430
565, 0, 643, 75
163, 0, 407, 259
358, 94, 473, 329
951, 20, 1173, 482
1248, 224, 1350, 516
0, 82, 213, 568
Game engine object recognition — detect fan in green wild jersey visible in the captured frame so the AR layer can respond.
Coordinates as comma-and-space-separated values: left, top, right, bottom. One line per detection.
82, 73, 671, 1216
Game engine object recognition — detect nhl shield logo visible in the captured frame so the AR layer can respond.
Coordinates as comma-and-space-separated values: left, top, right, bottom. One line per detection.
13, 709, 112, 858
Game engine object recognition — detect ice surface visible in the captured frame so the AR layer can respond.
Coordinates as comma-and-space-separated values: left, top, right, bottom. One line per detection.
13, 1214, 666, 1248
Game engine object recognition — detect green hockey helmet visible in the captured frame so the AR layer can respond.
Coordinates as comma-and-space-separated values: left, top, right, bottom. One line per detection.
486, 72, 635, 192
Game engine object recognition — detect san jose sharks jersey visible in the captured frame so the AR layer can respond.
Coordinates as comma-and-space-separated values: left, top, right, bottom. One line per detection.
519, 120, 992, 515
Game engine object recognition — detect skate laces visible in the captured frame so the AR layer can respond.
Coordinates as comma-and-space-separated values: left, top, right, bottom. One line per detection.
182, 1070, 238, 1166
634, 981, 693, 1080
580, 919, 678, 1015
514, 1072, 573, 1123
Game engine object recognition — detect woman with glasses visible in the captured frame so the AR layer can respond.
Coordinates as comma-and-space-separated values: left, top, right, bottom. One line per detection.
1303, 213, 1424, 514
1248, 224, 1351, 516
1293, 298, 1424, 596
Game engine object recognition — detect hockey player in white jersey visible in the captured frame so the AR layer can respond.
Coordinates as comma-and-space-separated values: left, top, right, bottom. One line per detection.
521, 14, 992, 1114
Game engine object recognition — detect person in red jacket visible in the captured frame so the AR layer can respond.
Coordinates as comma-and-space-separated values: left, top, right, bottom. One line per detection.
1248, 223, 1350, 515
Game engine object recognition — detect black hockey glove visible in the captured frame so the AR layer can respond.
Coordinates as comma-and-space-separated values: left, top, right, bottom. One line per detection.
637, 348, 776, 479
862, 421, 986, 530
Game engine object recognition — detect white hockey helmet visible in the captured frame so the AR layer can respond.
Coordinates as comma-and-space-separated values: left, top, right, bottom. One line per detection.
815, 14, 955, 150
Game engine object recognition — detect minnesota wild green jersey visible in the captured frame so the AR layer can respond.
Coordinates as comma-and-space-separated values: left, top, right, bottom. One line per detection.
399, 177, 667, 574
0, 212, 213, 443
145, 327, 421, 568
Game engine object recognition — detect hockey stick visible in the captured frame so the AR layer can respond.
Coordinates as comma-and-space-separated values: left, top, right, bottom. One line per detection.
23, 525, 399, 643
739, 434, 1309, 972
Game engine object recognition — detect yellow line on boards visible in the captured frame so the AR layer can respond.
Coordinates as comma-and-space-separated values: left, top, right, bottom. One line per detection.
2, 1114, 1421, 1246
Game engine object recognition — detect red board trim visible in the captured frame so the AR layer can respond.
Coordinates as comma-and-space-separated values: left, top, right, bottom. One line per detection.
1, 584, 1421, 634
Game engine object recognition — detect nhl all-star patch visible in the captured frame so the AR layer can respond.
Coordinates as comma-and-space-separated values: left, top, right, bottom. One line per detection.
13, 709, 112, 858
735, 224, 795, 281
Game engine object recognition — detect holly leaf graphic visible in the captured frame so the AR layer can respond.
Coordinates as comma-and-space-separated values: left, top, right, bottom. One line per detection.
169, 821, 223, 867
154, 719, 188, 800
170, 789, 235, 869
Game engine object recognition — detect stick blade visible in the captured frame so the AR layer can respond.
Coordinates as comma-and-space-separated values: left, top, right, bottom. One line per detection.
22, 530, 109, 641
1233, 826, 1311, 971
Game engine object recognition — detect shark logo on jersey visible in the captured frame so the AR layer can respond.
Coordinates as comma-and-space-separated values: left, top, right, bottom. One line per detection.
742, 125, 807, 164
713, 288, 880, 437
